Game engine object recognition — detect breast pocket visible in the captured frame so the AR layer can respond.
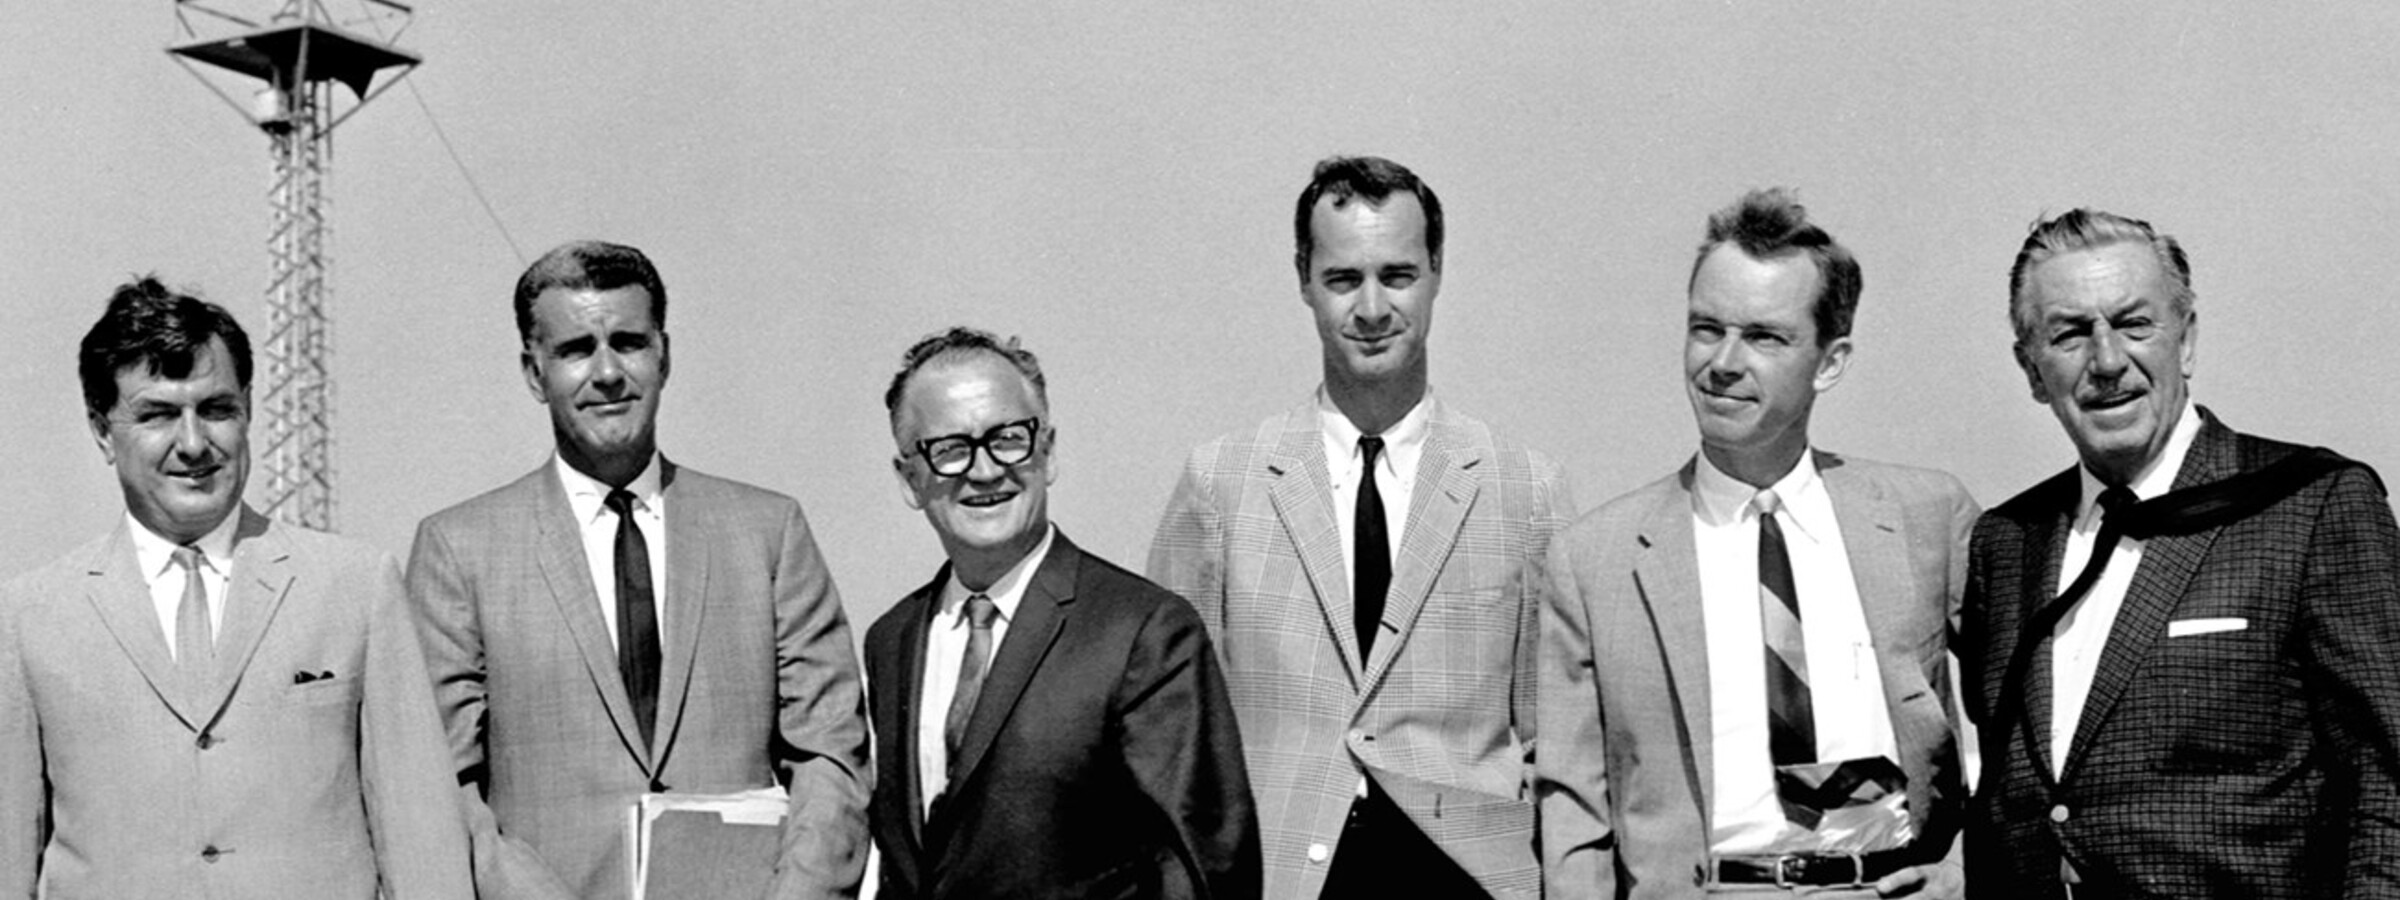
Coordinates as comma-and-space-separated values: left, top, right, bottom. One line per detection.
2145, 628, 2301, 773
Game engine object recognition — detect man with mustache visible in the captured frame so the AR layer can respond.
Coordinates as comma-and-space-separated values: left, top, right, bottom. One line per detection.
1150, 155, 1573, 899
0, 278, 471, 898
405, 241, 870, 899
1538, 189, 1974, 898
1961, 209, 2400, 898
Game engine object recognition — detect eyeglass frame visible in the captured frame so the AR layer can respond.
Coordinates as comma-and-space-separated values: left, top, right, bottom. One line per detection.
911, 417, 1044, 478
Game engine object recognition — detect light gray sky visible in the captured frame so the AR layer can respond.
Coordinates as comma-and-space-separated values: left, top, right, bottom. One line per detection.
6, 2, 2397, 631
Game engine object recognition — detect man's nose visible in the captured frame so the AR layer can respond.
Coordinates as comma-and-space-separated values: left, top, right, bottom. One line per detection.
2090, 326, 2130, 376
173, 411, 210, 458
963, 444, 1008, 483
1705, 338, 1745, 381
1353, 285, 1393, 328
592, 348, 626, 385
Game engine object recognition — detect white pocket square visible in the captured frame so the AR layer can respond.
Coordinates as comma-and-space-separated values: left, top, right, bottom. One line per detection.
2168, 617, 2248, 637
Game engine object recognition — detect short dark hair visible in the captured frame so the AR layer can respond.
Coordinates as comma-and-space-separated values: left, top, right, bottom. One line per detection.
1293, 155, 1445, 281
1690, 188, 1862, 345
78, 276, 254, 416
513, 241, 668, 343
2007, 208, 2193, 342
883, 326, 1049, 427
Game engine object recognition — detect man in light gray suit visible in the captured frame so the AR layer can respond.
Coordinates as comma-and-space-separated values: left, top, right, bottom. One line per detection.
406, 241, 870, 900
1, 278, 471, 899
1150, 155, 1573, 899
1538, 190, 1974, 898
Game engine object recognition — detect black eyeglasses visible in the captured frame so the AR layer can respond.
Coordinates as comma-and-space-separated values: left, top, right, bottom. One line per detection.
914, 417, 1042, 478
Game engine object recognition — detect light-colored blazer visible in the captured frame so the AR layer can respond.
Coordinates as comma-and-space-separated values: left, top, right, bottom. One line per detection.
406, 460, 870, 900
0, 508, 472, 900
1149, 396, 1572, 900
1537, 453, 1976, 899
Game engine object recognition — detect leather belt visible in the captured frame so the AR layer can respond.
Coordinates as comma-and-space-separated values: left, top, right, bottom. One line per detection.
1711, 846, 1920, 888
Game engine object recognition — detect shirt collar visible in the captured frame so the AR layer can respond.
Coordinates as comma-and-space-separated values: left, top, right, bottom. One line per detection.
1317, 387, 1432, 478
941, 524, 1056, 626
2074, 399, 2202, 524
553, 451, 665, 525
1691, 449, 1833, 542
125, 507, 241, 582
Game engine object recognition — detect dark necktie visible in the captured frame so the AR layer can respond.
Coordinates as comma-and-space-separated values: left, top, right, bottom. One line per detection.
945, 593, 1000, 772
1990, 485, 2138, 774
605, 490, 662, 746
1755, 490, 1815, 769
172, 545, 213, 668
1354, 436, 1392, 660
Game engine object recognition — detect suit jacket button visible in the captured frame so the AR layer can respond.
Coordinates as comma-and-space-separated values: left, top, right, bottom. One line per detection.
196, 734, 216, 750
200, 845, 223, 862
2049, 804, 2070, 823
1307, 843, 1330, 863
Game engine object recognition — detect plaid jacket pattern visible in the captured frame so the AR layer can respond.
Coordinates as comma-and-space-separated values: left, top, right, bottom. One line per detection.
1148, 396, 1572, 900
1962, 408, 2400, 899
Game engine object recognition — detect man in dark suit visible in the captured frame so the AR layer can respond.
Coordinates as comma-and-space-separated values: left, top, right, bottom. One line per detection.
1962, 209, 2400, 898
406, 241, 870, 900
1540, 189, 1971, 898
866, 326, 1259, 900
0, 278, 471, 898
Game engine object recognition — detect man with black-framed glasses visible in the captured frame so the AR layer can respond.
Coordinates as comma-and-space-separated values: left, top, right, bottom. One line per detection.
865, 326, 1260, 900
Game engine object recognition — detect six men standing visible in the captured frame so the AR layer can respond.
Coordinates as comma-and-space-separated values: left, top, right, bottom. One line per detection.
2, 162, 2394, 900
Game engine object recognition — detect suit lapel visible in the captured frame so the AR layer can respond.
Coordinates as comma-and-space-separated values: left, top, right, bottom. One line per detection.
943, 536, 1076, 797
2060, 419, 2233, 780
193, 510, 297, 730
1264, 407, 1362, 681
2008, 471, 2076, 785
888, 573, 941, 854
1368, 419, 1477, 691
1823, 460, 1946, 817
530, 469, 653, 770
1632, 462, 1714, 822
652, 461, 709, 768
80, 523, 201, 728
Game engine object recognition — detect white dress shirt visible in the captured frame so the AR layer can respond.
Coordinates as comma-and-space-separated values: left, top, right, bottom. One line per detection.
127, 510, 240, 660
918, 525, 1054, 814
1317, 388, 1432, 600
554, 452, 668, 652
1692, 452, 1898, 854
2048, 400, 2201, 778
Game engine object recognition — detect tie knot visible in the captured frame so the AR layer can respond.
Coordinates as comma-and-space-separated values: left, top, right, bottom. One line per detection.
1359, 435, 1385, 465
604, 489, 639, 516
1753, 489, 1782, 518
172, 545, 204, 573
963, 593, 999, 630
2098, 485, 2137, 513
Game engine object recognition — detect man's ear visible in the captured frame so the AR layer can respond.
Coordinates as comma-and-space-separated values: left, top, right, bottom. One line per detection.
1041, 426, 1060, 487
892, 455, 925, 511
2013, 342, 2051, 404
520, 347, 547, 404
1811, 335, 1855, 394
88, 409, 117, 465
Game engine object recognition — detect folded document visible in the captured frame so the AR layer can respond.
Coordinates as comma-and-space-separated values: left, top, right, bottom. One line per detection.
627, 786, 788, 900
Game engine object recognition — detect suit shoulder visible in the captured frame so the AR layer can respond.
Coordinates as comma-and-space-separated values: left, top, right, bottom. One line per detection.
1177, 409, 1304, 474
1986, 466, 2079, 526
667, 465, 806, 516
418, 467, 550, 533
1818, 453, 1976, 507
1559, 470, 1684, 546
2, 531, 115, 598
270, 521, 402, 570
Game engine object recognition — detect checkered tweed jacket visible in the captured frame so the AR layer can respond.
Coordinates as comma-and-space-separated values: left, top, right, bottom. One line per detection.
1961, 408, 2400, 899
1147, 396, 1572, 900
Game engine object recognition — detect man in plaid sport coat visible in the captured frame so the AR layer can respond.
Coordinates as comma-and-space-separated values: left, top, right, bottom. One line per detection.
1961, 209, 2400, 899
1149, 156, 1572, 899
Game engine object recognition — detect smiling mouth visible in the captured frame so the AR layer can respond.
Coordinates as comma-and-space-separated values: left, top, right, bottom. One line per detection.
2082, 390, 2143, 411
168, 464, 220, 481
959, 492, 1015, 508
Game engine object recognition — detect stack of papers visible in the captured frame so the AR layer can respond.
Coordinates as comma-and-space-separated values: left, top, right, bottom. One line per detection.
626, 786, 789, 900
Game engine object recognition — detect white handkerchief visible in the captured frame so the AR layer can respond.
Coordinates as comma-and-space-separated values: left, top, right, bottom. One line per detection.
2167, 617, 2248, 637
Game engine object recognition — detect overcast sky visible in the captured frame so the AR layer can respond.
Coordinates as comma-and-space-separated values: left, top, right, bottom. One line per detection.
6, 2, 2396, 629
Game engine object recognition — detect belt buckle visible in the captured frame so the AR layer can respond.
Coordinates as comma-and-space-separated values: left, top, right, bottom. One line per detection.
1774, 853, 1865, 888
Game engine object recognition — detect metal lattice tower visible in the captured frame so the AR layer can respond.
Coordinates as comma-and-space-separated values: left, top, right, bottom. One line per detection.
169, 0, 420, 531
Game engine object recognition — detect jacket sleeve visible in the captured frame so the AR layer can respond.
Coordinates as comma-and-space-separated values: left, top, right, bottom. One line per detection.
763, 501, 873, 900
2298, 467, 2400, 898
0, 580, 40, 899
1535, 532, 1616, 899
1115, 597, 1262, 900
1147, 450, 1229, 645
404, 519, 579, 900
359, 551, 478, 899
